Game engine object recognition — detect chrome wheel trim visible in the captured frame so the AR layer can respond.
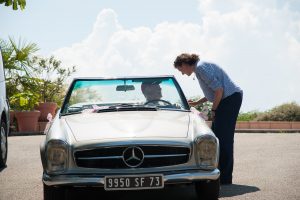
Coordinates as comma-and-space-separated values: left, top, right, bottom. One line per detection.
0, 126, 6, 160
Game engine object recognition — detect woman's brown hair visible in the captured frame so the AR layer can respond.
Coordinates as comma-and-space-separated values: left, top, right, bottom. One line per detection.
173, 53, 200, 68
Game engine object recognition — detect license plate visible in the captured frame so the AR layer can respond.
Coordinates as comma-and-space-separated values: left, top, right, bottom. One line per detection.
104, 174, 164, 191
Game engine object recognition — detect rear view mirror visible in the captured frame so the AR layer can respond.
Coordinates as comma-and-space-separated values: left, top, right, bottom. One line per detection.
116, 85, 135, 91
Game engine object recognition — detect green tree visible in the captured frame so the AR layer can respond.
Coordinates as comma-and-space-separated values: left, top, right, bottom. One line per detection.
31, 56, 76, 106
0, 37, 39, 101
1, 37, 76, 109
0, 37, 38, 77
0, 37, 40, 110
0, 0, 26, 10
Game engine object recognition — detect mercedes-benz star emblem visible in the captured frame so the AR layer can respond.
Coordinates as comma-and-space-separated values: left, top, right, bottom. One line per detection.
122, 146, 144, 168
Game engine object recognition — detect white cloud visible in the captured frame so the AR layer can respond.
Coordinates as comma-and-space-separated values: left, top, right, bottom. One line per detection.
53, 2, 300, 112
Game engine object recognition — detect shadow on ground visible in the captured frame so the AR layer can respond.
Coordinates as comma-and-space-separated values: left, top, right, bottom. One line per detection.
0, 165, 7, 172
50, 184, 260, 200
220, 184, 260, 197
65, 185, 197, 200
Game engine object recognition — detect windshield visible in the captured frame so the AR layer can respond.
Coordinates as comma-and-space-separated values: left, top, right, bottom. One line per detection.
61, 77, 189, 114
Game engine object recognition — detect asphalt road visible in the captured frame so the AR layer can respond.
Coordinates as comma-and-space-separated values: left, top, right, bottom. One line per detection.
0, 133, 300, 200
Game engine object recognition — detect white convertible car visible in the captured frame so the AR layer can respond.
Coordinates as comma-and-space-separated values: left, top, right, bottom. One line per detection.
40, 76, 220, 200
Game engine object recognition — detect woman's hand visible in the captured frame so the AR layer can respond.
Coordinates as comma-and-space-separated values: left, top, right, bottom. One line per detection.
188, 97, 208, 107
188, 100, 200, 107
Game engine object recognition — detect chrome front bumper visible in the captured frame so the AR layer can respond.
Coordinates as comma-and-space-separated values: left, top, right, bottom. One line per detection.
43, 169, 220, 186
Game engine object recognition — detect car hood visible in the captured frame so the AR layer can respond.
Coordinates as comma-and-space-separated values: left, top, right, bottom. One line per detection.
64, 111, 190, 141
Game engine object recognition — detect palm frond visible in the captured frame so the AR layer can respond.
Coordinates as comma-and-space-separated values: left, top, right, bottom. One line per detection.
6, 37, 39, 75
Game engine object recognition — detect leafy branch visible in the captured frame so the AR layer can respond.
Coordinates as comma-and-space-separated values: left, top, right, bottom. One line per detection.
0, 0, 26, 10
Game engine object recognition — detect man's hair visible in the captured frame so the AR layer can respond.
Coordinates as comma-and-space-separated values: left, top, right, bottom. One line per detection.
141, 82, 158, 93
173, 53, 200, 68
141, 80, 161, 93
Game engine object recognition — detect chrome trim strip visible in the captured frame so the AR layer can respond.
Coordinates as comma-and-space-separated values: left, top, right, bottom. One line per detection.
77, 156, 123, 160
144, 154, 187, 158
43, 169, 220, 186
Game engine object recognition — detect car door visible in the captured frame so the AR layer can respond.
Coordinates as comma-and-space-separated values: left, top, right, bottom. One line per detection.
0, 48, 9, 168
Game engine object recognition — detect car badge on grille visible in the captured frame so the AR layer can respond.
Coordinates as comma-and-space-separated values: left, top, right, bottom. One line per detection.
122, 146, 144, 168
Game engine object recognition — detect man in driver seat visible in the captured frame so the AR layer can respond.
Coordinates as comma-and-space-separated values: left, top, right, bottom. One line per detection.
141, 81, 162, 102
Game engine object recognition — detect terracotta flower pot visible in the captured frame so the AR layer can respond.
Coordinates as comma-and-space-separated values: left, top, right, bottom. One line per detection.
15, 111, 41, 132
9, 110, 15, 126
36, 102, 57, 122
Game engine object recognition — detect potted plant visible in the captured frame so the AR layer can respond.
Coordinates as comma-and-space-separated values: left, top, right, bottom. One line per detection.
1, 38, 75, 131
1, 37, 40, 132
32, 56, 76, 121
10, 91, 41, 132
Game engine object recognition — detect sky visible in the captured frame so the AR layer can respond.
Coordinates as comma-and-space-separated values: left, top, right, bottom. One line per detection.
1, 0, 300, 112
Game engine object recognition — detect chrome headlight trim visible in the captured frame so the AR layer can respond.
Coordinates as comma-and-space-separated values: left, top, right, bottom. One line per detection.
195, 134, 219, 170
46, 139, 68, 174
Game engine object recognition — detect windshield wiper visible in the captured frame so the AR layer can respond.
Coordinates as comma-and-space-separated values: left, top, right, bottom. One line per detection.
60, 111, 82, 116
60, 106, 89, 116
96, 105, 158, 113
107, 103, 136, 109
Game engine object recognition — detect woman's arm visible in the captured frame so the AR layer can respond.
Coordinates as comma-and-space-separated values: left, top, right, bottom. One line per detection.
188, 97, 208, 106
212, 88, 223, 111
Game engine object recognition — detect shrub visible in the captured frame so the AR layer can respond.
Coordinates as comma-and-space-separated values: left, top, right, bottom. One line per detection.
9, 91, 40, 111
255, 102, 300, 121
237, 111, 260, 121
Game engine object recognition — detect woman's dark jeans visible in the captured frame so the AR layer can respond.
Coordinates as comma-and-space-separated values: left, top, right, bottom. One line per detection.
211, 92, 243, 184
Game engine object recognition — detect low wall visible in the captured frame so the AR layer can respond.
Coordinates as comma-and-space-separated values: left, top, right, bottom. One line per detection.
205, 121, 300, 131
203, 121, 300, 133
235, 121, 300, 130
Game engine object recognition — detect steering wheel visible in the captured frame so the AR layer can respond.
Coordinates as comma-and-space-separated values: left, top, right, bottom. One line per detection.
144, 99, 172, 106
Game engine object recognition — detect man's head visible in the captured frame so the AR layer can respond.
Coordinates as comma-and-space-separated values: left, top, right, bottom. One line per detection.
141, 82, 162, 101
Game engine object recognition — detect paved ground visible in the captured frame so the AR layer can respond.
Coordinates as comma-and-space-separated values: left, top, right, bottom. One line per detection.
0, 133, 300, 200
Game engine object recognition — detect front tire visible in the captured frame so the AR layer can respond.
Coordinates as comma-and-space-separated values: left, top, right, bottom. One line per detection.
0, 120, 8, 168
195, 178, 220, 200
43, 183, 66, 200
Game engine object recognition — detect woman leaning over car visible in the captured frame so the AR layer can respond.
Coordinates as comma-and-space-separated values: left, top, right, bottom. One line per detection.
173, 53, 243, 185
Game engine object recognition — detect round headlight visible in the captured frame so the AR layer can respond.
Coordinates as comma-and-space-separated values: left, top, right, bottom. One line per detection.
46, 140, 68, 173
195, 135, 219, 169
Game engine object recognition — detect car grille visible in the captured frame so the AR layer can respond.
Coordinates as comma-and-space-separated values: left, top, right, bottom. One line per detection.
74, 145, 190, 169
